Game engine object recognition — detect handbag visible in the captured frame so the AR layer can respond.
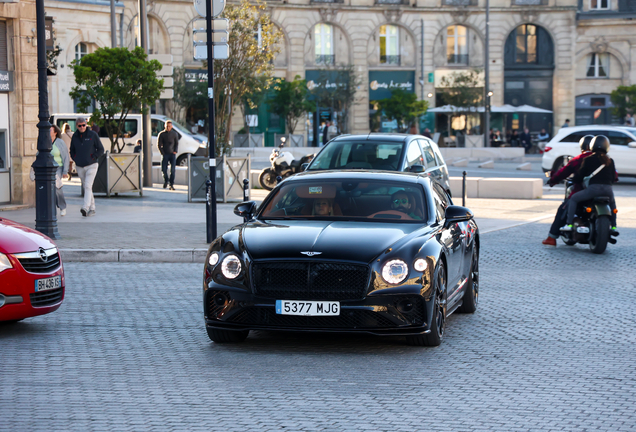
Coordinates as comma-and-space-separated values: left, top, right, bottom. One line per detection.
583, 164, 605, 189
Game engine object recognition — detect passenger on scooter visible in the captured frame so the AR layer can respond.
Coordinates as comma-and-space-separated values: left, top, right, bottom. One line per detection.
541, 135, 594, 246
561, 135, 618, 233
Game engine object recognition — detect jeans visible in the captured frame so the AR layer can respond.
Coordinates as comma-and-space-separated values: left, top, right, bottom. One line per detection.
549, 201, 567, 238
162, 153, 176, 186
55, 168, 66, 211
566, 183, 616, 227
76, 163, 98, 211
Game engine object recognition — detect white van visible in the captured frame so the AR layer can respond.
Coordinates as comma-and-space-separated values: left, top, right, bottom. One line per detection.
51, 113, 207, 166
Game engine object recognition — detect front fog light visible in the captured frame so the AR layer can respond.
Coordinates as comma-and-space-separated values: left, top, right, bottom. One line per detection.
414, 258, 428, 272
208, 252, 219, 266
382, 259, 408, 285
221, 255, 241, 279
0, 253, 13, 273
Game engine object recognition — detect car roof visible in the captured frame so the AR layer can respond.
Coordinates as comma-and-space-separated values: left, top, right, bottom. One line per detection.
331, 133, 424, 144
556, 125, 634, 133
286, 170, 425, 184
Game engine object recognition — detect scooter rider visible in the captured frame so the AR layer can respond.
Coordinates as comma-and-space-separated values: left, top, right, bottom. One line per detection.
561, 135, 618, 234
541, 135, 594, 246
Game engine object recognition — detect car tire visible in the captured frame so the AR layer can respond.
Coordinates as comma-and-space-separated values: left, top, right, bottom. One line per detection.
176, 154, 190, 167
206, 327, 249, 343
458, 248, 478, 314
405, 262, 446, 347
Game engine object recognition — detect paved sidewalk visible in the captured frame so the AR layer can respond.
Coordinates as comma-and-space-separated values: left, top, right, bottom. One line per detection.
2, 177, 634, 262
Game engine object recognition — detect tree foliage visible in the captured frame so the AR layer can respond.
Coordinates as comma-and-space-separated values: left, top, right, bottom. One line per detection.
70, 47, 163, 153
311, 64, 361, 134
212, 0, 281, 156
610, 85, 636, 119
269, 75, 315, 134
376, 89, 429, 133
171, 66, 207, 125
438, 69, 483, 109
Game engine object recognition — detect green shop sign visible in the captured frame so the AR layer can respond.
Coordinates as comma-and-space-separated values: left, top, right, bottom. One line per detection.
368, 71, 415, 101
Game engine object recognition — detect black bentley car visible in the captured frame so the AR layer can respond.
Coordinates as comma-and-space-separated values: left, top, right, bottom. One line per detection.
203, 171, 479, 346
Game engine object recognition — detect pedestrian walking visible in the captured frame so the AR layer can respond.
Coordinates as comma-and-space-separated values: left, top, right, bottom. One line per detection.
61, 123, 74, 175
562, 119, 570, 128
322, 121, 330, 146
133, 139, 142, 153
70, 116, 104, 217
157, 120, 179, 190
625, 113, 635, 127
50, 125, 70, 216
422, 128, 432, 139
520, 127, 533, 153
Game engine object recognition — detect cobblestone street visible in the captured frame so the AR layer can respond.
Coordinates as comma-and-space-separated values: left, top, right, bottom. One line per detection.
1, 221, 635, 431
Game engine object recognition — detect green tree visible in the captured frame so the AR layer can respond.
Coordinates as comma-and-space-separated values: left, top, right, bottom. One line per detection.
269, 75, 315, 134
438, 69, 483, 134
239, 75, 272, 132
212, 0, 281, 156
610, 85, 636, 119
377, 89, 429, 133
312, 64, 361, 134
171, 66, 207, 125
70, 47, 163, 153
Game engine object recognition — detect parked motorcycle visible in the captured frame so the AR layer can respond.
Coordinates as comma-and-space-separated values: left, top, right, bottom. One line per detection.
558, 178, 617, 254
259, 139, 314, 190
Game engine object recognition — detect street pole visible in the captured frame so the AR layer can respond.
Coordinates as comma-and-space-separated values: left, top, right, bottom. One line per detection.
139, 0, 152, 187
205, 0, 217, 243
32, 0, 59, 239
484, 0, 490, 147
110, 0, 117, 47
420, 19, 424, 102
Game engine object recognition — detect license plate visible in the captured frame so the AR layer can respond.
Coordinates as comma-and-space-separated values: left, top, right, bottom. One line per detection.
35, 276, 61, 292
276, 300, 340, 316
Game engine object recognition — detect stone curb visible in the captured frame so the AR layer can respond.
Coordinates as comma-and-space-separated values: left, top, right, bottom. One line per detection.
60, 248, 209, 263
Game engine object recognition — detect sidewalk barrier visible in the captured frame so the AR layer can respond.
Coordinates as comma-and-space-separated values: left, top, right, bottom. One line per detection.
83, 152, 143, 198
233, 133, 263, 147
188, 155, 251, 203
274, 134, 304, 147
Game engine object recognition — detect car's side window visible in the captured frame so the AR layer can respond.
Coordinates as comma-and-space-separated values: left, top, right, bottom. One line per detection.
404, 141, 424, 170
431, 184, 447, 221
560, 132, 584, 143
151, 119, 164, 137
419, 139, 437, 168
608, 131, 630, 146
430, 141, 446, 167
57, 119, 77, 132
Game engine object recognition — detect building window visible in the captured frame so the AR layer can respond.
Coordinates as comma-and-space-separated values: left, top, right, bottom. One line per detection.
315, 23, 334, 65
515, 24, 537, 64
590, 0, 610, 9
380, 25, 400, 65
447, 25, 468, 65
75, 42, 88, 61
587, 53, 608, 78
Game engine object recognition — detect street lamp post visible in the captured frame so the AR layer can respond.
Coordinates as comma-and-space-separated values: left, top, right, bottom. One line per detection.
32, 0, 59, 239
484, 0, 490, 147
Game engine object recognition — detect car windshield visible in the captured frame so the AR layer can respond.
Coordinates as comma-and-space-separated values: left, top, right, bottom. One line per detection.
308, 141, 403, 170
260, 180, 427, 222
164, 118, 193, 135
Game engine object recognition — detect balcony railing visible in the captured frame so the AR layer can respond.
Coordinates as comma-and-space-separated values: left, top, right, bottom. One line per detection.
443, 0, 478, 5
511, 0, 548, 5
376, 0, 410, 4
380, 55, 401, 65
315, 54, 335, 65
447, 54, 469, 65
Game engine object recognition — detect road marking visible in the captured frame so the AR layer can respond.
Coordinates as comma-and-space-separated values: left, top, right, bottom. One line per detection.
481, 214, 555, 235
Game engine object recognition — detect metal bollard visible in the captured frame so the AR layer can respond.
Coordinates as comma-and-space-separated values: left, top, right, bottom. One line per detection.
243, 178, 249, 202
462, 171, 467, 207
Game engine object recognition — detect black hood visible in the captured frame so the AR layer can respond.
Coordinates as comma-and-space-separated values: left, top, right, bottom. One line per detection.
242, 220, 424, 263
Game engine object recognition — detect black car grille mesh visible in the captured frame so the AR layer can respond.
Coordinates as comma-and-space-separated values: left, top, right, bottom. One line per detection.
30, 288, 64, 308
18, 253, 61, 274
206, 290, 230, 319
394, 296, 426, 325
228, 307, 396, 329
251, 261, 370, 301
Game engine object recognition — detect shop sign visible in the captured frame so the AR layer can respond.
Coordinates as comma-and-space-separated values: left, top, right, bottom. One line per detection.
305, 70, 349, 95
0, 71, 14, 93
368, 71, 415, 100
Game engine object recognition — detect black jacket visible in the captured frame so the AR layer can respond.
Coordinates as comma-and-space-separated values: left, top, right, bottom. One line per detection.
157, 129, 180, 155
70, 129, 104, 167
573, 153, 617, 186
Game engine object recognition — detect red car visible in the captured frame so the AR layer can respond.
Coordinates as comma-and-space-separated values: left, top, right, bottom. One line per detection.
0, 217, 65, 322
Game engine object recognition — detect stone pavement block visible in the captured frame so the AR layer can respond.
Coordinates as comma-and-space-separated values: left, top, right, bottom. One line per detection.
60, 249, 119, 262
478, 160, 495, 169
119, 249, 194, 263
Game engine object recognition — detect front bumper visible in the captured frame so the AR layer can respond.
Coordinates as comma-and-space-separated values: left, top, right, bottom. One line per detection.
204, 284, 431, 336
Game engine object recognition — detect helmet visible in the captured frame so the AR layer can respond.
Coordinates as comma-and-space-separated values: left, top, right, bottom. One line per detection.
591, 135, 610, 154
578, 135, 594, 152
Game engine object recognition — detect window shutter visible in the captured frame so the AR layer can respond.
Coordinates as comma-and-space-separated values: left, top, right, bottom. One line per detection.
0, 21, 8, 70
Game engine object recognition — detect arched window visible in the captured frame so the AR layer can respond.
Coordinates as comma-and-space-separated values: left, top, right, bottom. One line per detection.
515, 24, 537, 64
447, 25, 468, 65
379, 25, 400, 65
587, 53, 608, 78
75, 42, 87, 61
315, 23, 334, 65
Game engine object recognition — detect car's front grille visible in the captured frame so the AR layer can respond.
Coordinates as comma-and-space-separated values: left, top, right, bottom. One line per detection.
30, 288, 64, 308
251, 261, 370, 301
17, 252, 61, 274
227, 307, 396, 329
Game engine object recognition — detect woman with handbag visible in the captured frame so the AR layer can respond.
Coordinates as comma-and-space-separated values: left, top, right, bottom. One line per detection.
50, 124, 70, 216
562, 135, 618, 233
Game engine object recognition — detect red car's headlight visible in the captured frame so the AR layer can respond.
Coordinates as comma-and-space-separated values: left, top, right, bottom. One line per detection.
0, 252, 13, 273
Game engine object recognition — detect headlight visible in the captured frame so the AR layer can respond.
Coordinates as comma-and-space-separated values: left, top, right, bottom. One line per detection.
221, 255, 241, 279
414, 258, 428, 272
0, 253, 13, 273
382, 259, 408, 285
208, 252, 219, 267
199, 142, 207, 148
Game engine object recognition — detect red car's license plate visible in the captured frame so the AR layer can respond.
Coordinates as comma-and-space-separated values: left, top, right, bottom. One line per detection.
35, 276, 61, 292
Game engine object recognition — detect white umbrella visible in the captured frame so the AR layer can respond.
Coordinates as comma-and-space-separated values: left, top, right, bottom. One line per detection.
513, 104, 553, 114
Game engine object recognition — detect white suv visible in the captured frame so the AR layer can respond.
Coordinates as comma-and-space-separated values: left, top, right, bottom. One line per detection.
542, 125, 636, 176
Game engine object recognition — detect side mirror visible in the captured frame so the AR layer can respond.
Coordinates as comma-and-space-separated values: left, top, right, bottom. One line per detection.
234, 201, 257, 221
409, 164, 425, 173
301, 163, 309, 171
444, 205, 473, 227
628, 142, 636, 149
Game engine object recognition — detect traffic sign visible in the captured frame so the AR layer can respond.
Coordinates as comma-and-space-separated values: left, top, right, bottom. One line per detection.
193, 18, 228, 32
194, 0, 225, 18
194, 44, 229, 60
194, 30, 228, 44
